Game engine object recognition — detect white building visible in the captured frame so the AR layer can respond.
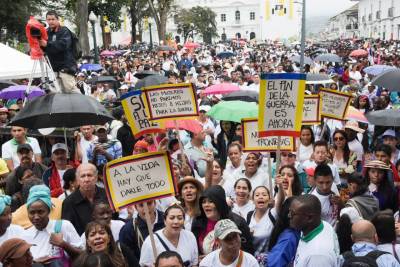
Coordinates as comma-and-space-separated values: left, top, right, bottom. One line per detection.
325, 4, 359, 40
355, 0, 400, 40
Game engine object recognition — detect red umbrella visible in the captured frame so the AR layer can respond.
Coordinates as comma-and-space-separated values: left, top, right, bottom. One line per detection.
350, 49, 368, 57
165, 120, 203, 134
184, 42, 200, 49
203, 83, 241, 95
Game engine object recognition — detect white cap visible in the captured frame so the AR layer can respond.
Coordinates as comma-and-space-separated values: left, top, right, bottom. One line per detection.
51, 143, 68, 154
119, 84, 129, 90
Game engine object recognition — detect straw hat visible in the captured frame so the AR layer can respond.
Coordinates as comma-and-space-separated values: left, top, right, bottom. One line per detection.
344, 120, 365, 133
177, 176, 204, 195
364, 160, 391, 170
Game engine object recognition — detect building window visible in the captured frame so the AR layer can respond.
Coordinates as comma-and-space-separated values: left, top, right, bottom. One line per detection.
250, 12, 255, 20
235, 11, 240, 21
221, 14, 226, 22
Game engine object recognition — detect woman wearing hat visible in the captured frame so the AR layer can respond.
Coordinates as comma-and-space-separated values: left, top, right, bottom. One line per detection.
23, 185, 83, 265
365, 160, 398, 211
0, 238, 33, 267
0, 195, 25, 246
178, 176, 204, 230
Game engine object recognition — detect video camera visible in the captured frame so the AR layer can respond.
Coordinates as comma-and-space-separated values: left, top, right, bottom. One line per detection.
26, 16, 48, 60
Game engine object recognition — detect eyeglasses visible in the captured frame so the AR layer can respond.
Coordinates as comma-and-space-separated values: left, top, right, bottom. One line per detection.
334, 136, 345, 141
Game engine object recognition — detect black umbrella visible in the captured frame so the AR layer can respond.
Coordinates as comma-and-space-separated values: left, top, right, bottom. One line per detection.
371, 69, 400, 91
314, 53, 342, 63
9, 93, 114, 129
134, 75, 168, 90
222, 90, 258, 102
365, 109, 400, 126
134, 70, 159, 79
87, 75, 116, 85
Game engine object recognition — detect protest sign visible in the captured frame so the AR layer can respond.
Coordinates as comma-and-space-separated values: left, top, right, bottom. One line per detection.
121, 91, 164, 138
142, 83, 199, 121
258, 73, 306, 137
320, 89, 352, 120
104, 152, 175, 212
242, 118, 295, 151
302, 95, 321, 125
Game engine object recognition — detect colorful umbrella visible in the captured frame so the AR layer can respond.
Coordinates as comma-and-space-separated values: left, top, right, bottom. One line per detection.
79, 63, 103, 72
165, 119, 203, 134
345, 106, 368, 123
100, 50, 115, 57
363, 65, 397, 76
203, 83, 241, 95
0, 85, 45, 99
349, 49, 368, 57
207, 101, 258, 123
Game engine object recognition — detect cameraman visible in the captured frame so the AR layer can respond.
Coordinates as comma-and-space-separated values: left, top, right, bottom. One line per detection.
39, 10, 79, 93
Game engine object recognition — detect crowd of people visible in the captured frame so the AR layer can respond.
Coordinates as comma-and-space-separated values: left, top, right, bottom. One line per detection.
1, 9, 400, 267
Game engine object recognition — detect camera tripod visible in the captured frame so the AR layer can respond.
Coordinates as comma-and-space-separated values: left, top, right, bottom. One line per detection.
25, 55, 61, 96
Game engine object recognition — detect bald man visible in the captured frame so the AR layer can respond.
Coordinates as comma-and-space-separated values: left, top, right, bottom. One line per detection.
61, 163, 108, 235
339, 220, 400, 267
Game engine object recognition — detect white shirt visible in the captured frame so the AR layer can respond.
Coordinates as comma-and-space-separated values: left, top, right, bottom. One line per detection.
23, 219, 82, 260
80, 135, 97, 163
294, 221, 340, 267
80, 220, 124, 245
302, 160, 341, 186
57, 169, 66, 187
200, 249, 259, 267
249, 208, 277, 256
0, 224, 25, 245
377, 243, 400, 259
2, 137, 41, 168
310, 188, 339, 227
140, 229, 198, 267
232, 201, 255, 219
299, 143, 313, 164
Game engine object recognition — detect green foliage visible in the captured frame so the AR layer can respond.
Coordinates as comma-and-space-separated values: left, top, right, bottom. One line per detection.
88, 0, 126, 31
175, 6, 218, 42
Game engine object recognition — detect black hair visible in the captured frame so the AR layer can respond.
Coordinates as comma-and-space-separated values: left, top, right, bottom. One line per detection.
294, 194, 321, 216
63, 168, 76, 190
80, 252, 114, 267
374, 143, 392, 157
252, 185, 270, 199
300, 125, 315, 144
278, 165, 303, 196
22, 178, 44, 204
268, 197, 296, 250
336, 214, 353, 254
371, 210, 396, 244
332, 129, 351, 164
15, 166, 31, 183
347, 172, 369, 197
46, 10, 59, 19
314, 164, 333, 181
163, 204, 185, 220
155, 251, 184, 267
313, 140, 328, 151
234, 178, 252, 192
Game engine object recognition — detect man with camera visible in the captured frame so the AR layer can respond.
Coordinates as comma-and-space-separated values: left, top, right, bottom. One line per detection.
39, 10, 79, 93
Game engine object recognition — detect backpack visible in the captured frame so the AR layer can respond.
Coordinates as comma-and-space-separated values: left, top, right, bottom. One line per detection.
67, 28, 82, 60
342, 250, 389, 267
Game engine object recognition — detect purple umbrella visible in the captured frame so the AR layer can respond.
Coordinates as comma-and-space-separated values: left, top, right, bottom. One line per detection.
100, 50, 115, 57
0, 85, 45, 99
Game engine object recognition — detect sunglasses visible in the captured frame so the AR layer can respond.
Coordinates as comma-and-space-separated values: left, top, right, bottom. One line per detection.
334, 136, 345, 141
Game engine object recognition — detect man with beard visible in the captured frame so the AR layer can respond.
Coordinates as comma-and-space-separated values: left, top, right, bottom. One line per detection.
5, 144, 47, 197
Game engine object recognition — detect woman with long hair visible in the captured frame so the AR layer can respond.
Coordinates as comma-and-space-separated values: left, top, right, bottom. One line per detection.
231, 178, 254, 219
330, 130, 357, 184
74, 221, 136, 267
277, 165, 303, 197
298, 126, 315, 164
212, 121, 236, 168
353, 95, 371, 113
177, 176, 204, 230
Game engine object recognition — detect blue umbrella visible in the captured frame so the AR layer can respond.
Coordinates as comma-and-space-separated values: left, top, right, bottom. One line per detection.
79, 63, 103, 72
217, 51, 235, 59
363, 65, 397, 76
0, 85, 45, 100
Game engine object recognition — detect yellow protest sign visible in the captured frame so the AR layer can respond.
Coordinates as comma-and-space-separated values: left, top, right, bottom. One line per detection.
258, 73, 306, 137
142, 83, 199, 121
121, 91, 164, 138
104, 152, 175, 212
242, 118, 295, 151
320, 89, 352, 120
302, 95, 321, 125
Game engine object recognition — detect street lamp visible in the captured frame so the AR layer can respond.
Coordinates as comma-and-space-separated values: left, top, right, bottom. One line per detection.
208, 23, 213, 44
89, 11, 99, 64
149, 22, 153, 51
294, 0, 306, 73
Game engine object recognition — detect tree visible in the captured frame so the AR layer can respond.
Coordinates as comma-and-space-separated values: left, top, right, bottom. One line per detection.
176, 6, 218, 43
147, 0, 175, 42
76, 0, 90, 56
128, 0, 150, 44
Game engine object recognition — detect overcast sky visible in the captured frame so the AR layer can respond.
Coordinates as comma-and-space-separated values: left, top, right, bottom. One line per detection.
305, 0, 356, 17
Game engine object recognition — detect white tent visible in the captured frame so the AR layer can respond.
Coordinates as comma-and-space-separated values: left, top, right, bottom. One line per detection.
0, 43, 43, 80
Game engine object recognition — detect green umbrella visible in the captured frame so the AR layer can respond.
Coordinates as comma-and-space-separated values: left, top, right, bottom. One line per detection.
207, 101, 259, 123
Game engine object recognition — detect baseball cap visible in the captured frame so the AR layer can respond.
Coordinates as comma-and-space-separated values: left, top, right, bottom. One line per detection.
17, 143, 33, 153
0, 238, 33, 263
214, 219, 241, 240
382, 129, 397, 139
51, 143, 68, 154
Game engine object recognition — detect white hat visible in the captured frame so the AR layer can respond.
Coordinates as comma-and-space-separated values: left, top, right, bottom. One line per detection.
199, 105, 211, 112
382, 129, 397, 139
119, 84, 129, 90
51, 143, 68, 154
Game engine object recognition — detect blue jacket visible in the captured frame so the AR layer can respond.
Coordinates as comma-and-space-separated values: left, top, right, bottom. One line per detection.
267, 228, 300, 267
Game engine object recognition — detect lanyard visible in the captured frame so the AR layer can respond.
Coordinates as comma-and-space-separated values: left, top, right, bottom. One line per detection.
236, 250, 244, 267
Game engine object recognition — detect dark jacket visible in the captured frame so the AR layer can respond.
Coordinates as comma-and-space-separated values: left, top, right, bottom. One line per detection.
191, 185, 254, 255
117, 124, 135, 157
212, 121, 236, 168
61, 185, 108, 235
119, 210, 165, 259
5, 162, 48, 196
45, 26, 76, 73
